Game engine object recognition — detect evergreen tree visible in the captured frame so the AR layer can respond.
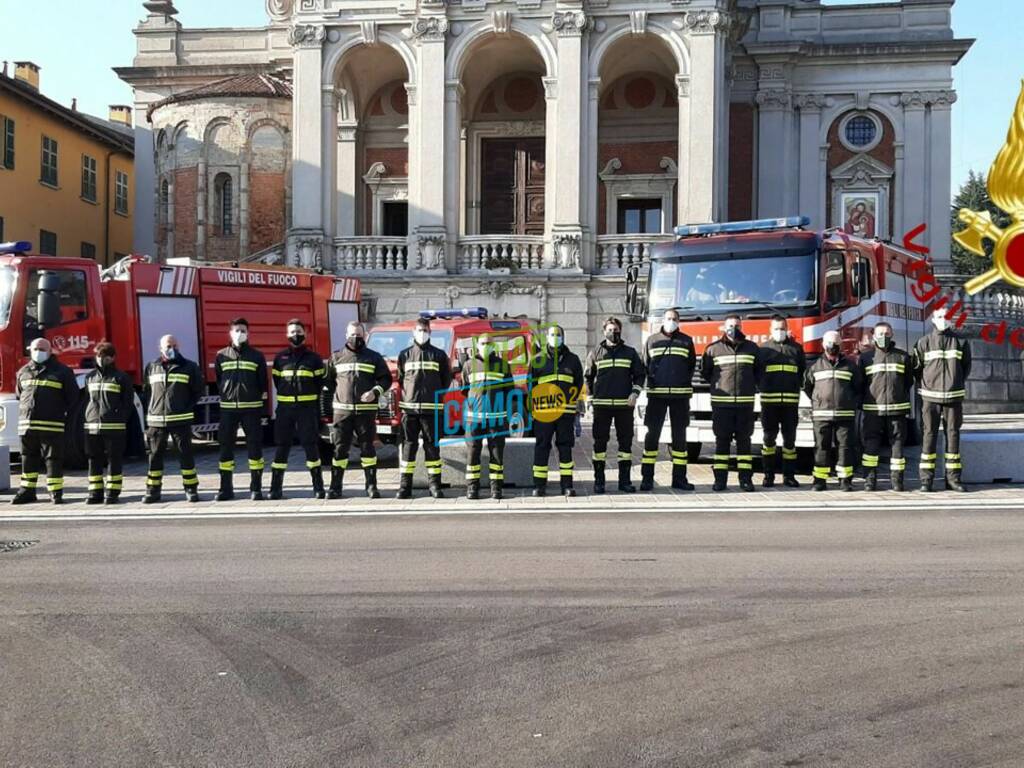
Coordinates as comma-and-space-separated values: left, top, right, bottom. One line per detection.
950, 169, 1012, 275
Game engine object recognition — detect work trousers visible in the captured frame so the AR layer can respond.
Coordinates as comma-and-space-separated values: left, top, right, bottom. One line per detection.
401, 410, 442, 481
861, 413, 907, 474
533, 414, 576, 484
146, 426, 197, 490
331, 411, 378, 473
86, 432, 126, 494
812, 420, 855, 481
642, 397, 689, 475
760, 404, 799, 476
466, 420, 506, 486
272, 406, 322, 474
711, 406, 755, 478
20, 431, 64, 495
592, 406, 634, 468
920, 401, 963, 478
218, 410, 265, 474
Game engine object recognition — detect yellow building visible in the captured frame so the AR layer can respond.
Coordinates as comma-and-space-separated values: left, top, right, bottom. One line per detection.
0, 62, 134, 265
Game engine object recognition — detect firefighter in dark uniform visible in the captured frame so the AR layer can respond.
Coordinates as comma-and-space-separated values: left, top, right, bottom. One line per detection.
913, 308, 972, 492
83, 341, 133, 505
214, 317, 268, 502
757, 314, 806, 488
701, 315, 759, 492
270, 319, 328, 500
325, 321, 392, 500
804, 330, 862, 491
859, 321, 914, 492
143, 334, 204, 504
529, 325, 584, 497
641, 308, 696, 491
397, 318, 453, 499
585, 317, 645, 494
12, 338, 78, 505
462, 332, 514, 500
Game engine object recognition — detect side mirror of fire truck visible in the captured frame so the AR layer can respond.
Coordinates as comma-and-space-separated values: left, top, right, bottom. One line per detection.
851, 260, 870, 299
36, 271, 62, 330
623, 264, 646, 320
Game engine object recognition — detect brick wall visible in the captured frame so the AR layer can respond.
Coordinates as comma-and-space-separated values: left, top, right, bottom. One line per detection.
363, 147, 408, 234
173, 167, 197, 260
596, 140, 678, 235
249, 171, 286, 254
728, 103, 754, 220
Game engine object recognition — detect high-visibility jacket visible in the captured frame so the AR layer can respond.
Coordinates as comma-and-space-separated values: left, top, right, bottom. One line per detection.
326, 344, 392, 414
461, 352, 515, 422
215, 343, 268, 412
701, 334, 759, 407
643, 330, 695, 399
272, 345, 327, 409
803, 354, 861, 421
528, 344, 584, 419
912, 329, 971, 403
757, 338, 806, 406
84, 365, 134, 434
15, 357, 78, 436
584, 341, 644, 408
859, 345, 913, 414
144, 355, 203, 427
397, 341, 452, 412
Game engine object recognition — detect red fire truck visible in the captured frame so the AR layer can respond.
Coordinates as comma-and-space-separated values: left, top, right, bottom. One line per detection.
624, 217, 928, 450
365, 307, 536, 443
0, 242, 360, 463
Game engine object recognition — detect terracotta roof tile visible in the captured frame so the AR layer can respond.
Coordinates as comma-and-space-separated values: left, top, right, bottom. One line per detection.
147, 74, 292, 120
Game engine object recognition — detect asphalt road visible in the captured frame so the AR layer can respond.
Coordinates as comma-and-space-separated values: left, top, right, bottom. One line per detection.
1, 508, 1023, 768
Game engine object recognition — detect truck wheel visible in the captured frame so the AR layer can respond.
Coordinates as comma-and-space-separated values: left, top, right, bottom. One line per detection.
63, 397, 88, 470
687, 442, 702, 464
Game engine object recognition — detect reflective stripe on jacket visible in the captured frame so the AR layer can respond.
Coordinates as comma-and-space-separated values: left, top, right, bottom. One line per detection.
701, 335, 759, 407
16, 358, 79, 435
803, 354, 861, 421
644, 330, 695, 398
215, 344, 268, 412
859, 346, 913, 414
144, 355, 203, 427
327, 345, 392, 413
84, 366, 134, 433
757, 338, 806, 405
397, 342, 452, 411
272, 346, 326, 408
912, 329, 971, 403
585, 341, 645, 408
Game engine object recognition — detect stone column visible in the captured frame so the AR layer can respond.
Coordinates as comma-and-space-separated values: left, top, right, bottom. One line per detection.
928, 90, 956, 269
586, 77, 601, 248
288, 23, 327, 265
794, 94, 827, 229
444, 81, 464, 266
675, 74, 691, 227
900, 91, 928, 248
409, 15, 449, 272
239, 160, 250, 257
166, 179, 175, 261
196, 157, 206, 260
321, 87, 339, 256
755, 88, 794, 218
336, 125, 357, 237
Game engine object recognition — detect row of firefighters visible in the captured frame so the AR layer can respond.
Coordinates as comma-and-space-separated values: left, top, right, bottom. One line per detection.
11, 306, 970, 505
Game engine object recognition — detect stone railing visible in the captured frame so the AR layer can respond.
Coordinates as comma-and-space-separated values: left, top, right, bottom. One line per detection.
457, 235, 545, 273
595, 234, 673, 273
334, 237, 409, 272
937, 274, 1024, 323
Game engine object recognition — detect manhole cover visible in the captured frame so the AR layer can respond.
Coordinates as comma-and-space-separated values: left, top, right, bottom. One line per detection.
0, 540, 38, 554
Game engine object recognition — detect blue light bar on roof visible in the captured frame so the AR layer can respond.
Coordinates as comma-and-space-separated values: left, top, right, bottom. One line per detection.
0, 241, 32, 255
675, 216, 810, 237
419, 307, 489, 320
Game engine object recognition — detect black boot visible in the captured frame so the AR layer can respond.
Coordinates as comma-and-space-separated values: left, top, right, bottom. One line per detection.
919, 473, 934, 493
250, 470, 264, 501
839, 478, 854, 492
104, 490, 121, 505
328, 467, 344, 500
618, 462, 636, 493
945, 473, 967, 493
639, 461, 655, 492
891, 470, 905, 492
560, 476, 575, 498
864, 469, 877, 492
396, 474, 412, 499
592, 462, 606, 495
10, 488, 38, 506
672, 465, 695, 491
466, 481, 480, 500
185, 487, 199, 503
812, 477, 827, 492
783, 474, 801, 488
365, 468, 381, 499
739, 472, 755, 493
532, 477, 547, 497
712, 469, 728, 492
270, 468, 285, 500
50, 489, 64, 505
215, 470, 234, 502
311, 467, 326, 500
490, 481, 503, 500
143, 486, 161, 504
429, 477, 444, 499
762, 452, 775, 488
87, 489, 104, 506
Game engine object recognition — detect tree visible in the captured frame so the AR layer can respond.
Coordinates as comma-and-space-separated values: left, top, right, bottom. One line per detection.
950, 169, 1012, 275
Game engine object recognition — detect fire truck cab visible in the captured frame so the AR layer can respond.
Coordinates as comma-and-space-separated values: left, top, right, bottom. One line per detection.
365, 307, 536, 443
623, 217, 928, 450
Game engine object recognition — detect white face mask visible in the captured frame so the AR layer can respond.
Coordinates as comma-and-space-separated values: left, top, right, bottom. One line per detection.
547, 332, 563, 348
414, 329, 430, 345
230, 329, 248, 345
932, 314, 949, 332
30, 349, 49, 364
771, 328, 788, 343
662, 319, 677, 334
162, 347, 176, 359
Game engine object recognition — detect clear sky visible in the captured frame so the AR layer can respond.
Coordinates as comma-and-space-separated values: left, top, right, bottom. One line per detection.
0, 0, 1019, 197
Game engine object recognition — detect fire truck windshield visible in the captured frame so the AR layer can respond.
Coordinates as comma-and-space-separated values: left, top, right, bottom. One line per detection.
649, 251, 818, 316
367, 328, 454, 360
0, 266, 15, 329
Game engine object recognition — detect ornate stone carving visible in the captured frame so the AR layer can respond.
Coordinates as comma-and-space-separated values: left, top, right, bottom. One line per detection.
266, 0, 292, 23
629, 10, 648, 36
900, 90, 958, 109
755, 89, 792, 110
552, 233, 582, 270
288, 24, 326, 48
365, 161, 388, 180
549, 10, 592, 37
675, 74, 690, 99
295, 238, 323, 269
359, 20, 378, 45
492, 9, 511, 36
408, 16, 449, 41
490, 120, 546, 136
543, 77, 558, 100
600, 158, 623, 176
683, 9, 732, 34
792, 93, 830, 110
441, 282, 548, 317
417, 234, 446, 270
298, 0, 319, 10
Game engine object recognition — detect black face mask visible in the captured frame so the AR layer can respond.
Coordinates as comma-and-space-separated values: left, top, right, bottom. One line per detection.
604, 329, 621, 344
288, 334, 305, 347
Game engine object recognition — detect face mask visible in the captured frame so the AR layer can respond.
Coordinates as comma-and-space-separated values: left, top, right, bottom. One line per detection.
548, 333, 563, 348
162, 347, 176, 360
725, 325, 739, 339
30, 349, 49, 364
771, 328, 787, 343
348, 336, 365, 350
288, 332, 305, 347
97, 356, 113, 369
932, 315, 949, 332
414, 330, 430, 345
231, 329, 248, 345
604, 328, 621, 344
662, 319, 677, 334
824, 343, 840, 356
874, 333, 891, 349
476, 344, 490, 358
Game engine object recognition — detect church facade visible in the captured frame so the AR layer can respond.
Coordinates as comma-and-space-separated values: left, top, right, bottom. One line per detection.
117, 0, 970, 346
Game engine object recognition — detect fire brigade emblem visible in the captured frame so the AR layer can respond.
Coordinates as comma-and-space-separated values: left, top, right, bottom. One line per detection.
955, 82, 1024, 294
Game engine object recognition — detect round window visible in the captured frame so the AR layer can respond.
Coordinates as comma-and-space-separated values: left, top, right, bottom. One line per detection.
844, 115, 878, 149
